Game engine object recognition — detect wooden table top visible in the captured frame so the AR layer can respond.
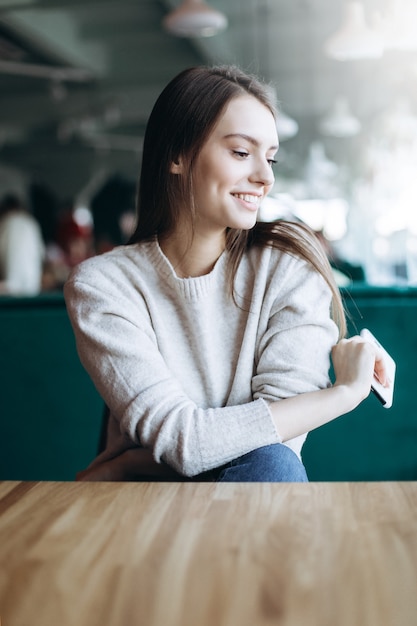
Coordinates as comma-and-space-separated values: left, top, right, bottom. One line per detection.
1, 480, 416, 626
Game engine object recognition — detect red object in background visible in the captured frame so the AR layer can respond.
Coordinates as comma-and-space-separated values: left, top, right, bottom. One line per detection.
56, 211, 94, 267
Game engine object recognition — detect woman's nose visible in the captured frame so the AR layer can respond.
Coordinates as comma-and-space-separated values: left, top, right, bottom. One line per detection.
249, 159, 275, 187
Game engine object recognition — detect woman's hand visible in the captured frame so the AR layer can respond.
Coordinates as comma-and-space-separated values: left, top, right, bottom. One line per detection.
331, 335, 388, 405
269, 333, 389, 442
76, 447, 181, 482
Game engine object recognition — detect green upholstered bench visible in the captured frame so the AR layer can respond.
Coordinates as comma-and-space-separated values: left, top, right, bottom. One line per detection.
0, 286, 416, 481
0, 293, 103, 481
303, 285, 417, 480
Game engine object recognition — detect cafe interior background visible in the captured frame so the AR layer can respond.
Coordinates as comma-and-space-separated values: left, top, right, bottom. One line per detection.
1, 0, 417, 485
1, 0, 417, 289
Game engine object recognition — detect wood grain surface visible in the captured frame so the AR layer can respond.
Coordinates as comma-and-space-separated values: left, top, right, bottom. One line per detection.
1, 481, 416, 626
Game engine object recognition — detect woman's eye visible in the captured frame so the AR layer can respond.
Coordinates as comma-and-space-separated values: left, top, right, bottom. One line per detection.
233, 150, 249, 159
268, 158, 277, 166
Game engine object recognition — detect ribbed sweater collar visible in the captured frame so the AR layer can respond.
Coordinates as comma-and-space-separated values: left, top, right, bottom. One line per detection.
144, 236, 229, 300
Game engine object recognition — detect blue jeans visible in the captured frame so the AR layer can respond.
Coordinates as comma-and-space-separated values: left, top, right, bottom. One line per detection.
212, 443, 308, 483
140, 443, 308, 483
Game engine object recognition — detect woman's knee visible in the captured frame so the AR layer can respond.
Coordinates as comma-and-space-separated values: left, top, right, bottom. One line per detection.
217, 443, 308, 483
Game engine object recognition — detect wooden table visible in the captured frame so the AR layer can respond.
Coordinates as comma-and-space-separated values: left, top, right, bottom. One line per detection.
1, 481, 416, 626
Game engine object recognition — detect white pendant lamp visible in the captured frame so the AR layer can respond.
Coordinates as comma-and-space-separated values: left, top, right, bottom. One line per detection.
324, 1, 384, 60
319, 97, 361, 138
378, 99, 417, 143
163, 0, 228, 38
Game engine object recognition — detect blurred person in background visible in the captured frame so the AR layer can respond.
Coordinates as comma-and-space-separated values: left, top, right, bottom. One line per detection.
91, 175, 136, 254
0, 193, 45, 295
42, 206, 95, 291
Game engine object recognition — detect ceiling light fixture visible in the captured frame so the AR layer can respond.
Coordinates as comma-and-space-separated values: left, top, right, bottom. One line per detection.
162, 0, 228, 38
319, 97, 361, 138
377, 98, 417, 143
324, 1, 384, 61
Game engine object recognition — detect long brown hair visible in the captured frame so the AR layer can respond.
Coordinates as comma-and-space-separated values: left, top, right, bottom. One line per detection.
129, 65, 346, 338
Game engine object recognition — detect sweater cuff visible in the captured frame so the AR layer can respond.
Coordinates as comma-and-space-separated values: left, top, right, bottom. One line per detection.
259, 397, 283, 444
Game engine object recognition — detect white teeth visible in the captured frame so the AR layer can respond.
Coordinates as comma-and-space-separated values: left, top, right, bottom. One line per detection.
233, 193, 259, 204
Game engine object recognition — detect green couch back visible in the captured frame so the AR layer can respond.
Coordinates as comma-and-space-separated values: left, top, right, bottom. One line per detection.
0, 294, 103, 481
303, 285, 417, 480
0, 287, 416, 481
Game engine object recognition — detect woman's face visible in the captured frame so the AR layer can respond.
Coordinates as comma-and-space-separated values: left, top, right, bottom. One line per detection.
172, 94, 278, 237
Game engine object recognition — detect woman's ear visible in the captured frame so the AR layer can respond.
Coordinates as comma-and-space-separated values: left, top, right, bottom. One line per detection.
170, 157, 183, 175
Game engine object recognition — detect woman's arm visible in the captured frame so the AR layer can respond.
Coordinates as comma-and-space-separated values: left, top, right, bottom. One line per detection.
65, 273, 280, 477
65, 256, 383, 479
251, 256, 339, 445
268, 335, 386, 441
77, 335, 385, 481
247, 255, 388, 447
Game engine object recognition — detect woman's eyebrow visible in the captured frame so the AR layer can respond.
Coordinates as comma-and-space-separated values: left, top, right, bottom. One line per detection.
223, 133, 279, 151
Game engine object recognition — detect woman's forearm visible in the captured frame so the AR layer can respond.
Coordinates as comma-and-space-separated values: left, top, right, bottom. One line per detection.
270, 335, 388, 442
269, 383, 362, 442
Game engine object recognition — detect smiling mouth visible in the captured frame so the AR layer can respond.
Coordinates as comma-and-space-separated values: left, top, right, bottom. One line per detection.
232, 193, 261, 205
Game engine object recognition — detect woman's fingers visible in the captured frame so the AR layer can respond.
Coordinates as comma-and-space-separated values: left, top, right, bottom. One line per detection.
332, 334, 390, 394
373, 348, 389, 387
331, 336, 379, 400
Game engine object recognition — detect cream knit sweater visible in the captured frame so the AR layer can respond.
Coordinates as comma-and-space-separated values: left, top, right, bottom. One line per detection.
64, 237, 338, 477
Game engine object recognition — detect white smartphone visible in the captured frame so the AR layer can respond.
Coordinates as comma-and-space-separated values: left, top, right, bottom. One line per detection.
360, 328, 396, 409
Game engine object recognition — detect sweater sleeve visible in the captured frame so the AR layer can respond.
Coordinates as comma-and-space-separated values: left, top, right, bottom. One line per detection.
251, 258, 338, 455
64, 275, 280, 477
252, 257, 338, 401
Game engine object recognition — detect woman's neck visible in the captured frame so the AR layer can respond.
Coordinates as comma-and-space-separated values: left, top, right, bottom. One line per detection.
159, 230, 226, 278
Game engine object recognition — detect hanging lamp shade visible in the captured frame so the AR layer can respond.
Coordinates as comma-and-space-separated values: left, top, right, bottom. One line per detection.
324, 1, 384, 60
163, 0, 228, 38
378, 99, 417, 143
319, 97, 361, 138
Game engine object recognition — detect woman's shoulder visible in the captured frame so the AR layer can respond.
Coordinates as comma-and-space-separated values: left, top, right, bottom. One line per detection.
64, 240, 162, 312
245, 236, 308, 276
68, 240, 156, 283
65, 241, 165, 305
248, 220, 331, 278
240, 227, 331, 304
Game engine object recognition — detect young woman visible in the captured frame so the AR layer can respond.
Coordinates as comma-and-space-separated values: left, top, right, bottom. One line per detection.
64, 65, 387, 482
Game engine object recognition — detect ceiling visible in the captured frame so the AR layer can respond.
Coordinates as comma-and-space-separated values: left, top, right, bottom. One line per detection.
0, 0, 416, 201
